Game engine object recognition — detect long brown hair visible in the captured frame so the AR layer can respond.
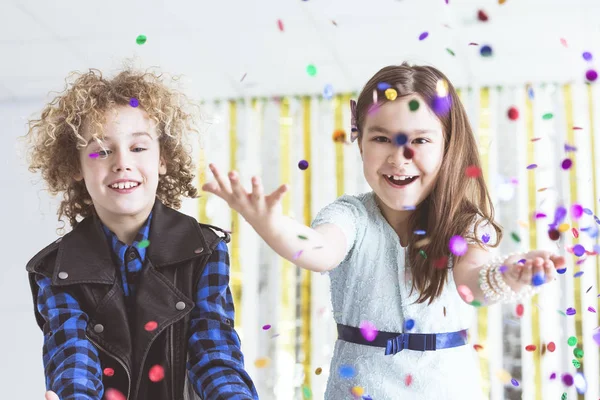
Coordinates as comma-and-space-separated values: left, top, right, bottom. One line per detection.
355, 63, 503, 304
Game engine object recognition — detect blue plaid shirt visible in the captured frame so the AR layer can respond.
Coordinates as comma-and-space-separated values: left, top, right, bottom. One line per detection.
35, 212, 258, 399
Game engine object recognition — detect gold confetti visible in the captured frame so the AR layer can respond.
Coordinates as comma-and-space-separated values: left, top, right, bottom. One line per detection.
254, 357, 270, 368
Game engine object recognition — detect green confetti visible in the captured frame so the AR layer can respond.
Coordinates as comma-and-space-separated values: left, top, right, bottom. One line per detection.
572, 359, 581, 368
306, 64, 317, 76
510, 232, 521, 242
446, 48, 455, 56
567, 336, 578, 346
561, 393, 567, 400
419, 249, 427, 259
409, 99, 420, 111
557, 310, 567, 317
298, 235, 308, 240
542, 112, 553, 120
136, 34, 147, 45
471, 300, 482, 307
573, 348, 584, 358
302, 385, 312, 399
137, 239, 150, 249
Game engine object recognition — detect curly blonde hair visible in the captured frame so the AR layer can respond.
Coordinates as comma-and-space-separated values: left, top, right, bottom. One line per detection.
20, 65, 201, 235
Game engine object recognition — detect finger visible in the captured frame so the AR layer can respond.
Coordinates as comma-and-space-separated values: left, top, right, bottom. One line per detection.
228, 171, 249, 200
531, 261, 545, 286
45, 391, 60, 400
201, 181, 220, 194
265, 184, 288, 207
209, 164, 232, 194
551, 255, 566, 268
543, 261, 557, 282
520, 261, 533, 285
250, 176, 264, 200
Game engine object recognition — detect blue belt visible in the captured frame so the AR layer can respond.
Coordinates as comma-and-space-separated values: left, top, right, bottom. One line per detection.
337, 324, 469, 355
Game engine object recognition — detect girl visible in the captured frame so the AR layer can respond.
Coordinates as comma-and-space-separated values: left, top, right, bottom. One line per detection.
201, 63, 566, 399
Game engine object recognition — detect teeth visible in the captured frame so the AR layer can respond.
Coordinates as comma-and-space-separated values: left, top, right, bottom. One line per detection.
110, 182, 139, 189
385, 175, 415, 181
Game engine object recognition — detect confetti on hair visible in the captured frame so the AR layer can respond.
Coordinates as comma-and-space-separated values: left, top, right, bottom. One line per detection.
144, 321, 158, 331
148, 365, 165, 382
419, 249, 427, 259
449, 236, 467, 256
385, 88, 398, 100
433, 256, 448, 269
129, 98, 139, 108
419, 32, 429, 40
414, 230, 426, 235
136, 35, 147, 45
465, 165, 482, 178
359, 320, 378, 342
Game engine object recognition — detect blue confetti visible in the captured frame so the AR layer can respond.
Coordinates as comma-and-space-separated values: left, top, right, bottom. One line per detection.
338, 365, 356, 379
594, 215, 600, 225
528, 87, 535, 99
583, 208, 593, 215
394, 133, 408, 146
403, 205, 416, 210
557, 268, 567, 274
480, 45, 493, 57
574, 271, 584, 278
377, 82, 392, 91
532, 274, 545, 286
405, 319, 415, 330
414, 230, 426, 235
129, 98, 139, 107
323, 84, 334, 100
511, 378, 519, 387
555, 206, 567, 224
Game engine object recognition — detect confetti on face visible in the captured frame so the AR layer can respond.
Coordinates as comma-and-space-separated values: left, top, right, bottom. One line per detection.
306, 64, 317, 76
419, 32, 429, 40
103, 367, 115, 376
254, 357, 270, 368
404, 319, 415, 330
144, 321, 158, 331
408, 99, 420, 111
457, 285, 474, 303
136, 35, 147, 45
477, 10, 489, 21
323, 84, 334, 99
465, 165, 482, 178
403, 146, 414, 159
449, 236, 467, 256
277, 19, 284, 31
561, 158, 573, 170
148, 365, 165, 382
129, 98, 139, 108
89, 152, 99, 159
298, 160, 309, 170
480, 45, 492, 57
562, 373, 574, 387
507, 107, 519, 120
104, 388, 126, 400
338, 365, 356, 379
391, 133, 408, 147
359, 320, 378, 342
586, 69, 598, 82
293, 250, 303, 260
385, 88, 398, 101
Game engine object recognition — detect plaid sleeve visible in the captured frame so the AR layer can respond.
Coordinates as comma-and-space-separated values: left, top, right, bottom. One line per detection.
187, 240, 259, 400
35, 275, 104, 400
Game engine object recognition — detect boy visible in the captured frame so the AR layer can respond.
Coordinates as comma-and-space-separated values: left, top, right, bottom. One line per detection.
23, 67, 258, 400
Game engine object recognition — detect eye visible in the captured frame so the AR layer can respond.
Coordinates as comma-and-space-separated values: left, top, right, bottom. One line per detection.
133, 147, 147, 152
413, 138, 429, 144
373, 136, 390, 143
97, 149, 111, 157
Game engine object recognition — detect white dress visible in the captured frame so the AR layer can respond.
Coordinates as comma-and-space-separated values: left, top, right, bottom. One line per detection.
310, 191, 497, 400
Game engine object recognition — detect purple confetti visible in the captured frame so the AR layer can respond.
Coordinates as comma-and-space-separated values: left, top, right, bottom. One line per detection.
129, 98, 139, 107
573, 244, 586, 257
482, 233, 490, 243
562, 373, 574, 387
562, 159, 573, 169
419, 32, 429, 40
511, 378, 519, 387
448, 235, 468, 256
359, 321, 378, 342
262, 324, 271, 330
526, 164, 538, 170
499, 265, 508, 273
586, 69, 598, 82
550, 372, 557, 380
566, 307, 577, 316
564, 143, 577, 152
588, 307, 596, 313
431, 96, 452, 116
593, 331, 600, 346
292, 250, 303, 260
571, 204, 584, 219
583, 51, 593, 61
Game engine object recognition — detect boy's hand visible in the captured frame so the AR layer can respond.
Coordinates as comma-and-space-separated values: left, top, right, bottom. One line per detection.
202, 164, 288, 231
45, 391, 59, 400
501, 250, 565, 292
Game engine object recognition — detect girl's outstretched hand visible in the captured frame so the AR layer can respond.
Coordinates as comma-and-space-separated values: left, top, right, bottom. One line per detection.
45, 391, 59, 400
201, 164, 288, 230
502, 250, 566, 292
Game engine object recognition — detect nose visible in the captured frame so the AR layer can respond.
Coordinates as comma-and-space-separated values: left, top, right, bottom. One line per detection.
388, 145, 414, 165
112, 150, 133, 172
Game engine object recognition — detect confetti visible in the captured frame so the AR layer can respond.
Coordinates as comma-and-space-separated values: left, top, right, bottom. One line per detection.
338, 365, 356, 379
457, 285, 474, 303
465, 165, 482, 178
306, 64, 317, 76
148, 365, 165, 382
414, 230, 426, 235
449, 236, 468, 256
550, 372, 557, 380
89, 152, 99, 159
419, 249, 427, 259
262, 324, 271, 330
542, 112, 554, 120
566, 307, 576, 315
562, 373, 574, 387
129, 98, 139, 108
254, 357, 270, 368
136, 35, 147, 45
525, 344, 537, 352
532, 274, 545, 286
403, 146, 414, 159
480, 45, 492, 57
516, 304, 524, 317
571, 204, 584, 219
574, 373, 587, 395
103, 367, 115, 377
548, 229, 560, 240
298, 160, 309, 170
473, 344, 484, 352
137, 239, 149, 249
496, 369, 512, 383
573, 359, 580, 368
404, 319, 415, 330
593, 331, 600, 346
408, 99, 420, 111
385, 88, 398, 100
568, 336, 578, 346
573, 348, 584, 358
315, 367, 322, 375
351, 386, 365, 397
526, 164, 537, 170
404, 374, 413, 386
547, 342, 556, 352
443, 306, 446, 316
323, 84, 334, 99
298, 235, 308, 240
359, 320, 378, 342
277, 19, 284, 32
104, 388, 126, 400
573, 245, 585, 257
507, 107, 519, 120
588, 307, 596, 313
510, 232, 521, 242
240, 73, 247, 82
419, 32, 429, 41
561, 159, 573, 170
377, 82, 391, 90
433, 256, 448, 269
511, 378, 519, 387
583, 51, 593, 61
144, 321, 158, 331
560, 38, 568, 47
293, 250, 303, 260
574, 271, 584, 278
394, 133, 408, 146
586, 69, 598, 82
446, 48, 455, 56
468, 42, 479, 46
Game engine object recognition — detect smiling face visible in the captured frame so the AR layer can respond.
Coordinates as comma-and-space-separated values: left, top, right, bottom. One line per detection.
74, 105, 166, 234
358, 94, 445, 230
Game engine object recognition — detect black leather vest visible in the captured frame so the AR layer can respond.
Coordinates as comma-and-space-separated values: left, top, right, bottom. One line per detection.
26, 199, 232, 400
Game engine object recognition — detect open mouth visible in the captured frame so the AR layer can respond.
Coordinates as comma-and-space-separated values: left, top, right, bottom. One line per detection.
383, 175, 419, 188
108, 182, 141, 193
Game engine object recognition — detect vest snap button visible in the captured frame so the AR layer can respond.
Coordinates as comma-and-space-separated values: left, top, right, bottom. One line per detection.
176, 301, 186, 311
94, 324, 104, 333
194, 247, 203, 254
55, 238, 62, 243
58, 272, 68, 280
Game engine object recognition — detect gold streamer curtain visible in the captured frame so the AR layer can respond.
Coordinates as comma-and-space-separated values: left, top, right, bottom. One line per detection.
196, 84, 600, 400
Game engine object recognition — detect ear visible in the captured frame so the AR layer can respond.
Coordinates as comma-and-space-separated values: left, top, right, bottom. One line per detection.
73, 171, 83, 182
159, 156, 167, 175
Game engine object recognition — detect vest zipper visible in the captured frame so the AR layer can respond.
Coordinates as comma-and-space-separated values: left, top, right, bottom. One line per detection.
86, 333, 131, 400
171, 268, 177, 399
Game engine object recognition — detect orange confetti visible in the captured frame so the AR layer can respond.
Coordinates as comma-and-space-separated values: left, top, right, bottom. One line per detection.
473, 344, 484, 352
351, 386, 365, 396
537, 187, 548, 192
254, 357, 270, 368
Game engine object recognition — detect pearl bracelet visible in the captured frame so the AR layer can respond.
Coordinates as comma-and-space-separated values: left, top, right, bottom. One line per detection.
478, 252, 543, 304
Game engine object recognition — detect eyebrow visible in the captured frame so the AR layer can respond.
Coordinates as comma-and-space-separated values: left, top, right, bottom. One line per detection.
86, 131, 153, 147
366, 126, 439, 135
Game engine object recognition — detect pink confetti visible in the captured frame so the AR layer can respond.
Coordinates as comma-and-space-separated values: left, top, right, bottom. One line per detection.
560, 38, 568, 47
359, 320, 378, 342
448, 235, 468, 256
104, 389, 126, 400
457, 284, 474, 303
292, 250, 303, 260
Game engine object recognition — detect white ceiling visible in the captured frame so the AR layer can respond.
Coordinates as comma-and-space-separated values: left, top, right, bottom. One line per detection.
1, 0, 599, 103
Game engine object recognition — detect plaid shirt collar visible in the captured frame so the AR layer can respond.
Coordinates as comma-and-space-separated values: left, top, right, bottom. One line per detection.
100, 211, 153, 266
